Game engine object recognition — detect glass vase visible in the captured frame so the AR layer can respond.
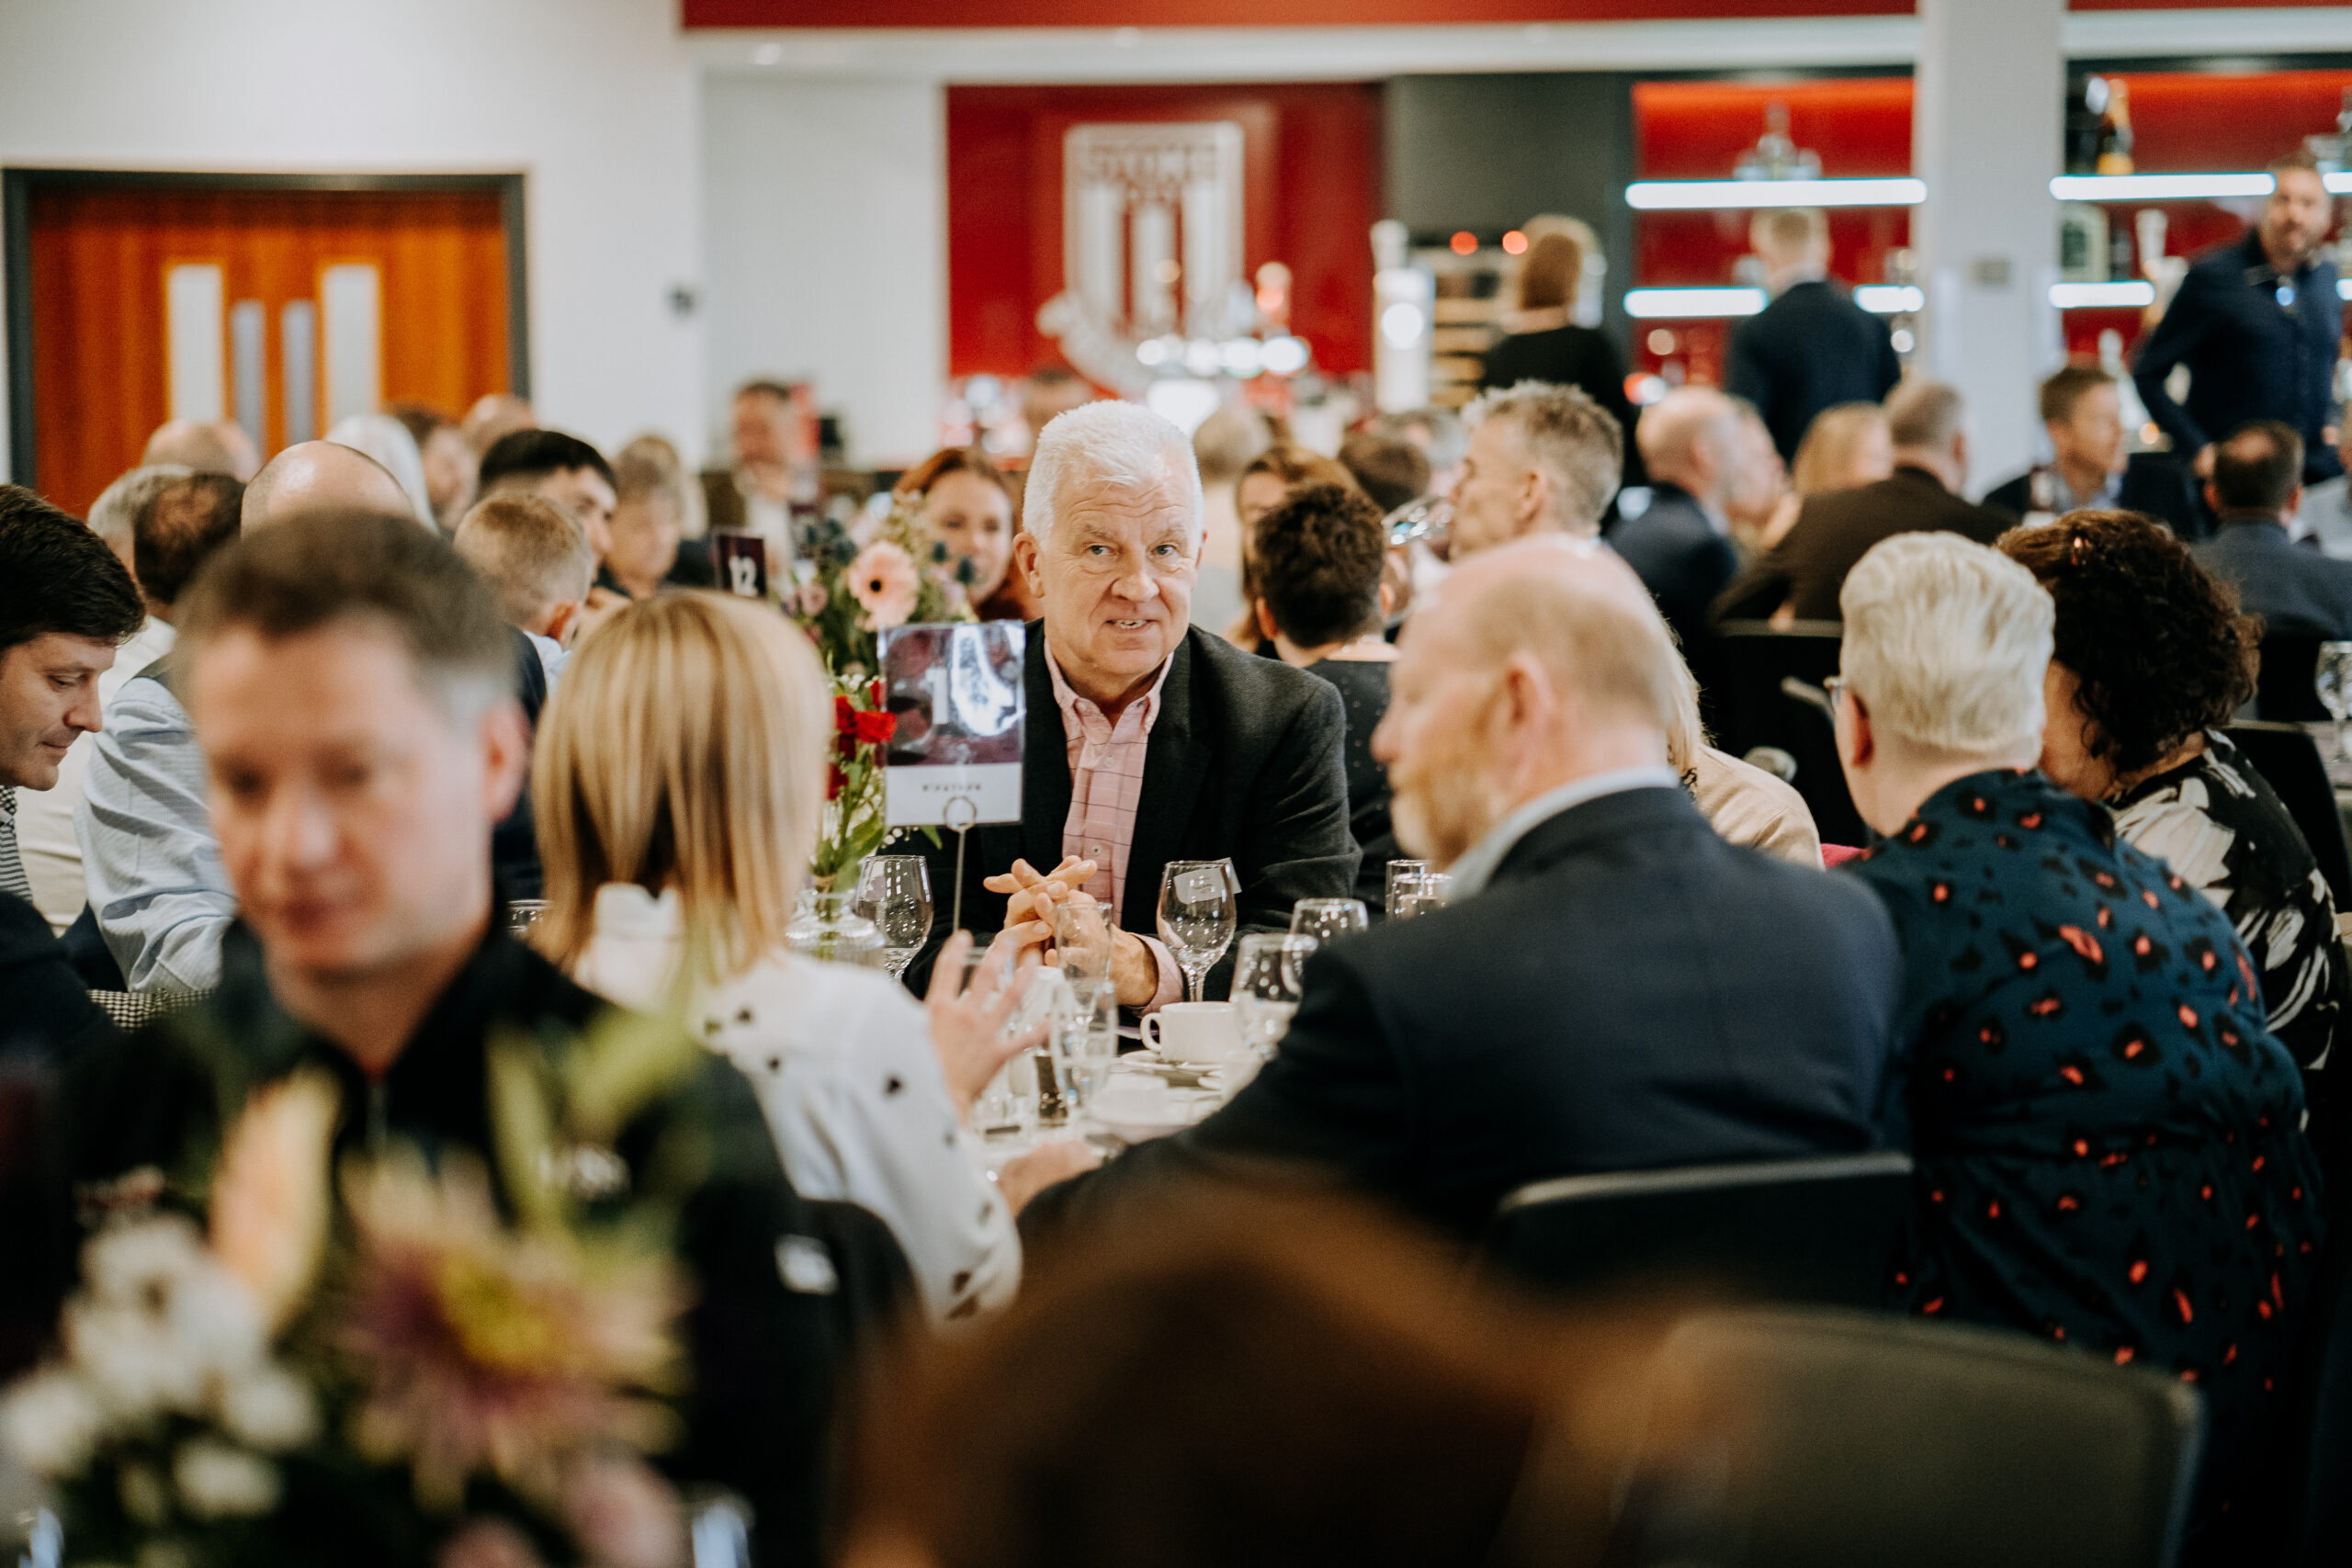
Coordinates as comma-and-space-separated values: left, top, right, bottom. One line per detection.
785, 888, 886, 968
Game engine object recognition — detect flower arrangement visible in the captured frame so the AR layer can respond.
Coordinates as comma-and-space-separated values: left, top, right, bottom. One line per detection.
811, 673, 899, 894
786, 496, 973, 677
0, 1020, 704, 1568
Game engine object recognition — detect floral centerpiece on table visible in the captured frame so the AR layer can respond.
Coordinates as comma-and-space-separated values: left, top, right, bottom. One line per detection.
0, 1013, 706, 1568
810, 674, 898, 894
786, 496, 975, 680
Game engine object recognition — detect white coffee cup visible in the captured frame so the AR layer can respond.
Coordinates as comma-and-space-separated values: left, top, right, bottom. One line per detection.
1142, 1000, 1243, 1064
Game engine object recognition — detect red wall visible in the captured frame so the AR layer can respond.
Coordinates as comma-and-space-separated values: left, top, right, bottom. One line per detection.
945, 83, 1379, 382
688, 0, 2340, 25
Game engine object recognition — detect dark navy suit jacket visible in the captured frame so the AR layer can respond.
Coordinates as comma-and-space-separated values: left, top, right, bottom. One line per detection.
2134, 231, 2345, 484
2192, 517, 2352, 639
1726, 279, 1904, 463
1024, 785, 1903, 1239
1611, 481, 1739, 655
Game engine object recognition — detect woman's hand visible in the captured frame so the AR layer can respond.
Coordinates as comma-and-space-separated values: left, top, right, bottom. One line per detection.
923, 929, 1043, 1119
995, 1138, 1103, 1216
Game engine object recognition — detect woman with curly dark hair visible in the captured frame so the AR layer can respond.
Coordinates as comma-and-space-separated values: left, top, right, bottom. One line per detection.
1999, 509, 2346, 1077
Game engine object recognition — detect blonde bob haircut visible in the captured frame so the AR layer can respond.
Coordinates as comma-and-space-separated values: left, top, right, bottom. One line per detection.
1839, 532, 2052, 757
532, 591, 829, 990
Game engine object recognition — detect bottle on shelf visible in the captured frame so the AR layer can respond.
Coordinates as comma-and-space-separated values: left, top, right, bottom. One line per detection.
2064, 76, 2109, 176
2096, 79, 2135, 176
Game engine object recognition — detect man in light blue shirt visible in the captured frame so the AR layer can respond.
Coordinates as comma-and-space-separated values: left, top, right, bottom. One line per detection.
2296, 421, 2352, 559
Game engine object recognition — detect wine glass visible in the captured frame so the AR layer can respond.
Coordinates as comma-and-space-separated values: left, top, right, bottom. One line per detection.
1386, 871, 1451, 922
1290, 897, 1369, 945
852, 855, 933, 978
1233, 932, 1316, 1056
2319, 642, 2352, 760
1157, 859, 1240, 1003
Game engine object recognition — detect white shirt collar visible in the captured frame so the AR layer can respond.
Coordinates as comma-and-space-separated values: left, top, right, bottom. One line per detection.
1443, 765, 1682, 900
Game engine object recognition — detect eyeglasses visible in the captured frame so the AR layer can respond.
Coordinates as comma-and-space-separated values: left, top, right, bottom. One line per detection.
1823, 675, 1848, 711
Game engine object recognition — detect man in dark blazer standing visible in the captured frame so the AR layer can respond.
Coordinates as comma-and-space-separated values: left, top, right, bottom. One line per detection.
1713, 379, 2017, 625
1023, 539, 1901, 1241
903, 401, 1357, 1009
2134, 151, 2344, 490
1611, 386, 1745, 655
2193, 422, 2352, 638
1726, 208, 1903, 464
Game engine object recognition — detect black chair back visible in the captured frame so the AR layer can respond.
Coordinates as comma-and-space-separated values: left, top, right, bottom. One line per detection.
1482, 1150, 1912, 1310
2256, 633, 2329, 723
1560, 1308, 2204, 1568
2222, 721, 2352, 909
1709, 621, 1865, 846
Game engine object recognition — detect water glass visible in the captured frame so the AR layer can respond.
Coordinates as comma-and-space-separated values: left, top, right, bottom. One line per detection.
1053, 897, 1116, 993
505, 899, 548, 938
1384, 861, 1430, 913
1386, 871, 1451, 921
2319, 642, 2352, 759
1290, 897, 1369, 945
1232, 931, 1316, 1055
852, 854, 933, 978
1158, 859, 1240, 1003
1047, 978, 1119, 1124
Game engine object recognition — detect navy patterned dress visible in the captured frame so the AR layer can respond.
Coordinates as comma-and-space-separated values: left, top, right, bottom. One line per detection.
1849, 768, 2324, 1519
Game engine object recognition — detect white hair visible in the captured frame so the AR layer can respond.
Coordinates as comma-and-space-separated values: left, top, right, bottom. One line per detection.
87, 464, 194, 550
1840, 532, 2052, 755
1023, 400, 1204, 547
326, 413, 436, 531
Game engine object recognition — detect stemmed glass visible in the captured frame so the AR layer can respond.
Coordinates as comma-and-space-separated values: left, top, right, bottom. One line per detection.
1157, 859, 1240, 1003
852, 855, 933, 979
1233, 932, 1317, 1057
2318, 642, 2352, 761
1290, 897, 1369, 945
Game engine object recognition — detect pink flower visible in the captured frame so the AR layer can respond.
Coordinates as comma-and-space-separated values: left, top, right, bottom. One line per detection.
845, 541, 921, 631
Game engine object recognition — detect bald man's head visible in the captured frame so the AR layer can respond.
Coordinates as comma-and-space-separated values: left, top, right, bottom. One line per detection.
1378, 538, 1681, 866
143, 420, 260, 483
1635, 388, 1744, 509
242, 442, 417, 533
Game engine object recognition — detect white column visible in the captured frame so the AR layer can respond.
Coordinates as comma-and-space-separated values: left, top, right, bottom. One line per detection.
1913, 0, 2065, 496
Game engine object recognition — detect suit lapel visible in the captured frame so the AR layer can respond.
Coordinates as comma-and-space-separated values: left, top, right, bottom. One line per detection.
1122, 635, 1211, 934
1020, 625, 1071, 874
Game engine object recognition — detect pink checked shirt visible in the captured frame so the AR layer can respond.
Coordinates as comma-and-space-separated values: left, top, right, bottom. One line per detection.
1045, 648, 1184, 1011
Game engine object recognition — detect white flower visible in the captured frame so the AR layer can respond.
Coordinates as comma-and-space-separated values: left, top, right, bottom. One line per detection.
173, 1438, 280, 1519
165, 1266, 266, 1382
217, 1365, 319, 1453
85, 1216, 206, 1309
0, 1368, 107, 1476
67, 1303, 206, 1420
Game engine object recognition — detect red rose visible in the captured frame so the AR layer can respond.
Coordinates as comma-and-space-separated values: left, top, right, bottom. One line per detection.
833, 695, 855, 732
852, 710, 897, 746
868, 677, 886, 707
826, 763, 846, 800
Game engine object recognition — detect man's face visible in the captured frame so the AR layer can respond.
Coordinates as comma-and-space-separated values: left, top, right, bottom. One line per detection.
537, 468, 617, 560
420, 425, 477, 522
1372, 609, 1510, 869
1448, 418, 1540, 558
187, 621, 523, 986
1018, 473, 1197, 702
0, 634, 116, 790
2261, 169, 2335, 270
732, 392, 791, 471
2049, 384, 2126, 482
1724, 415, 1786, 527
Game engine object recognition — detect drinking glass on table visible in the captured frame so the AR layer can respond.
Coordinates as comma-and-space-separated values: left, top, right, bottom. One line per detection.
1386, 870, 1452, 921
852, 855, 933, 978
1290, 897, 1369, 945
1157, 859, 1240, 1003
1233, 932, 1317, 1056
2319, 642, 2352, 760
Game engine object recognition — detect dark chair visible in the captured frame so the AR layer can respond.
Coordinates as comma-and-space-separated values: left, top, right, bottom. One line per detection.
1481, 1151, 1912, 1310
2223, 721, 2352, 909
1549, 1308, 2205, 1568
1708, 620, 1865, 846
2255, 633, 2328, 724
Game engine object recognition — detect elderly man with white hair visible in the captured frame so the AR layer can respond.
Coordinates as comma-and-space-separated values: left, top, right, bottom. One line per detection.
1023, 534, 1899, 1239
1831, 532, 2320, 1542
903, 400, 1357, 1010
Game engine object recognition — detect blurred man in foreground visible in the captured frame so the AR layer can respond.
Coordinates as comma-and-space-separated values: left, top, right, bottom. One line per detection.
1023, 536, 1900, 1240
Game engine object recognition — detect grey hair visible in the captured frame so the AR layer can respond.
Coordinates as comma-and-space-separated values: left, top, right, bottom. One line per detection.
88, 465, 194, 552
1023, 400, 1204, 548
1840, 532, 2052, 756
1466, 381, 1623, 538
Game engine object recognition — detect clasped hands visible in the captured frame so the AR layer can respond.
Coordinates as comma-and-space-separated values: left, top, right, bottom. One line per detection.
985, 855, 1160, 1010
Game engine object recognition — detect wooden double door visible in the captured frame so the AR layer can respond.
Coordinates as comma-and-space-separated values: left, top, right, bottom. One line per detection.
6, 172, 525, 517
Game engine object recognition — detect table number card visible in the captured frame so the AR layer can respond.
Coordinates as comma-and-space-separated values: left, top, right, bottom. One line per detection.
1174, 866, 1227, 903
709, 531, 768, 601
878, 622, 1024, 827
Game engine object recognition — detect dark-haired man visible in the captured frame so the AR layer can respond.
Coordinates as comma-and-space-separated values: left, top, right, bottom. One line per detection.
51, 511, 907, 1568
80, 473, 249, 994
0, 486, 145, 1057
1984, 364, 2201, 536
478, 428, 627, 635
2193, 421, 2352, 638
2136, 150, 2345, 488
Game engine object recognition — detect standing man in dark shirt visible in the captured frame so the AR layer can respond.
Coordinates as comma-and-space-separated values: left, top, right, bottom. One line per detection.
2135, 149, 2344, 489
49, 511, 899, 1568
1727, 207, 1904, 464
